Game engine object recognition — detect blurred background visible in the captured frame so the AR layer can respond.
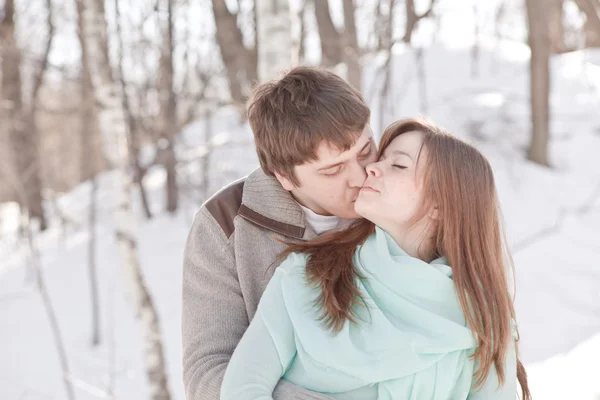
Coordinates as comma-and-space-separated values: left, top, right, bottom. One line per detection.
0, 0, 599, 399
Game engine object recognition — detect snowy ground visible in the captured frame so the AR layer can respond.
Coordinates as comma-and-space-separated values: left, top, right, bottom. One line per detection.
1, 34, 600, 400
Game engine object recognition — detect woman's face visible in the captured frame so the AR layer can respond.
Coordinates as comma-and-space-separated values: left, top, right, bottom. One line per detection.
354, 130, 429, 235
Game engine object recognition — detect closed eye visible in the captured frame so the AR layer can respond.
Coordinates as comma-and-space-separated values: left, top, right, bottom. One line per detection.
323, 166, 343, 176
392, 164, 407, 169
359, 145, 373, 159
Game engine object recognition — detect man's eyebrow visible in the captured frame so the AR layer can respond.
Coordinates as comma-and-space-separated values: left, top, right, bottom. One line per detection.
317, 137, 374, 171
359, 138, 373, 153
317, 160, 345, 172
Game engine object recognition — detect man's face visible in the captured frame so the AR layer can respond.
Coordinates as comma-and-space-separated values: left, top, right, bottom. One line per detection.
275, 125, 377, 219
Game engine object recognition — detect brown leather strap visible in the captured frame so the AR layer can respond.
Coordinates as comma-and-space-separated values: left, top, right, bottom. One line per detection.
238, 204, 305, 239
205, 181, 245, 238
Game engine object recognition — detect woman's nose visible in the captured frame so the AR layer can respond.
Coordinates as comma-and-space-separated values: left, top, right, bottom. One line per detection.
366, 162, 381, 177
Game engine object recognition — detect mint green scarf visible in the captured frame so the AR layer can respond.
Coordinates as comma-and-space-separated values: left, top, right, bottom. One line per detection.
278, 226, 477, 399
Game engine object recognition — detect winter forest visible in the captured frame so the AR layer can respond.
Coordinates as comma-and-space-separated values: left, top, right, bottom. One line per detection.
1, 0, 600, 399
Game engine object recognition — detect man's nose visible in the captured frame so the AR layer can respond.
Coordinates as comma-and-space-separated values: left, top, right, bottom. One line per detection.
347, 160, 368, 188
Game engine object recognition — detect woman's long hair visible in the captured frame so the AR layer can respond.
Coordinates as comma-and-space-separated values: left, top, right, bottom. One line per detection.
280, 118, 531, 399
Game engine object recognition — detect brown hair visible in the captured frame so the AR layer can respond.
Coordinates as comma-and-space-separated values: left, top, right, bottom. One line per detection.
247, 66, 370, 186
280, 118, 531, 399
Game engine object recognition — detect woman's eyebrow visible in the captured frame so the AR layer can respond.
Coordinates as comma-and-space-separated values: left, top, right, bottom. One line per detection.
384, 149, 413, 160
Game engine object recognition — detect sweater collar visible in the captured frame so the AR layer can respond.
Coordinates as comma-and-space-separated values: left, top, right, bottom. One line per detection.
238, 168, 316, 240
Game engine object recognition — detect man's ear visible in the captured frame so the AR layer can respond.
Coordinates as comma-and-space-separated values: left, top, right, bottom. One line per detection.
274, 171, 296, 191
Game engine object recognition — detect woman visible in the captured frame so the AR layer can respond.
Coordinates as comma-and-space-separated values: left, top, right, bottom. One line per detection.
221, 119, 531, 399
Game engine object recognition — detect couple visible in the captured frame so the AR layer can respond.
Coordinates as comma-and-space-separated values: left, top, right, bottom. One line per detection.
182, 66, 531, 400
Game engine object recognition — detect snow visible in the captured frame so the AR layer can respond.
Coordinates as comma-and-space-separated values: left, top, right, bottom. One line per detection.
2, 14, 600, 400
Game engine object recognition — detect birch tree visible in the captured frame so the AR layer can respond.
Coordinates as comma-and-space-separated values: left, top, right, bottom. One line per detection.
75, 0, 102, 347
549, 0, 566, 53
157, 0, 179, 213
525, 0, 551, 166
342, 0, 361, 90
256, 0, 293, 82
312, 0, 362, 90
1, 0, 51, 230
211, 0, 257, 103
78, 0, 172, 398
314, 0, 343, 67
574, 0, 600, 47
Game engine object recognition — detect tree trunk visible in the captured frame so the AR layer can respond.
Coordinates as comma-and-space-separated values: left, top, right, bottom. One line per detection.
404, 0, 418, 43
87, 176, 100, 346
403, 0, 437, 44
211, 0, 257, 104
27, 0, 54, 230
112, 0, 153, 220
159, 0, 179, 214
574, 0, 600, 47
1, 0, 47, 230
76, 0, 101, 346
295, 2, 307, 63
525, 0, 551, 166
342, 0, 361, 90
314, 0, 343, 67
19, 118, 46, 230
256, 0, 293, 82
79, 0, 172, 398
24, 217, 76, 400
164, 141, 178, 213
549, 0, 566, 53
374, 0, 386, 50
472, 3, 480, 78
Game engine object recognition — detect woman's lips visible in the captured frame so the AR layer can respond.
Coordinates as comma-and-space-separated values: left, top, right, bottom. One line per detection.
360, 185, 379, 193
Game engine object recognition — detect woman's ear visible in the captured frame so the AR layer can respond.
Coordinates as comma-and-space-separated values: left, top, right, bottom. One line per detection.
274, 171, 296, 191
428, 206, 439, 220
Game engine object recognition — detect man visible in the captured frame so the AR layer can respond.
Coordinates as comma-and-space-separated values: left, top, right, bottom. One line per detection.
182, 66, 377, 399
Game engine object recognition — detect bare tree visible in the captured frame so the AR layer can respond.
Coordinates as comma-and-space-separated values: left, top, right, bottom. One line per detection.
79, 0, 172, 398
113, 1, 154, 220
24, 216, 76, 400
525, 0, 551, 166
127, 114, 154, 219
75, 0, 101, 346
373, 0, 398, 133
342, 0, 361, 90
0, 0, 51, 230
114, 1, 221, 216
158, 0, 179, 214
472, 3, 480, 78
310, 0, 362, 89
403, 0, 437, 44
0, 108, 75, 400
374, 0, 394, 51
314, 0, 343, 66
211, 0, 257, 104
574, 0, 600, 47
549, 0, 566, 53
415, 47, 428, 113
291, 0, 307, 64
256, 0, 293, 82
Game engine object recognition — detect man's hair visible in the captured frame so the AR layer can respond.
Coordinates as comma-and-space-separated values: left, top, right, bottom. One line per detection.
247, 66, 370, 186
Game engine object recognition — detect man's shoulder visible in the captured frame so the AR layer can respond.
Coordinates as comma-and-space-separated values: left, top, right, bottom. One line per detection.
201, 177, 246, 238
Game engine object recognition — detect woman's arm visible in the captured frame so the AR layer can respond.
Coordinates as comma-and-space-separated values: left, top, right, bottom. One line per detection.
468, 338, 517, 400
220, 312, 287, 400
221, 268, 298, 400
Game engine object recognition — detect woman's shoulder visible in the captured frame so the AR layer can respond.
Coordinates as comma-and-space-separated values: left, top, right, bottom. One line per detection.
277, 251, 310, 275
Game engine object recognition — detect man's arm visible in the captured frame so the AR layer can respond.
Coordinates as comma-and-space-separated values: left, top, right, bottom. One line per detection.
181, 209, 332, 400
